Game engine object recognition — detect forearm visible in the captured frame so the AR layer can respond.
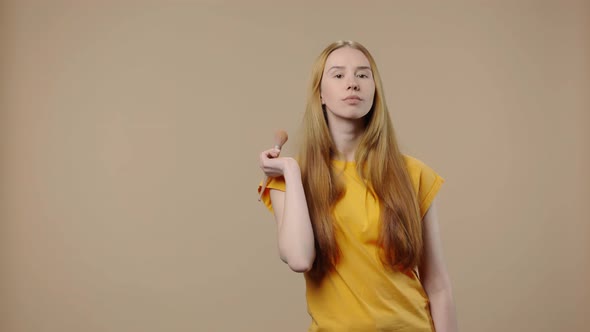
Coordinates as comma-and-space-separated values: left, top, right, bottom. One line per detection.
277, 162, 315, 272
428, 288, 459, 332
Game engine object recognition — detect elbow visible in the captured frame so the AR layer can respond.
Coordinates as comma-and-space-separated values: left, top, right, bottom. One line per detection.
279, 252, 314, 273
287, 259, 313, 273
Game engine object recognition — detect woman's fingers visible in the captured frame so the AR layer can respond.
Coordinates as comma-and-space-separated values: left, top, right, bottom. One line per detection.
265, 147, 281, 158
259, 148, 285, 177
259, 148, 281, 166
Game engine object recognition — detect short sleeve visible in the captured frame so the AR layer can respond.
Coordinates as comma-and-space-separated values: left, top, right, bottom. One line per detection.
257, 176, 286, 213
403, 155, 445, 219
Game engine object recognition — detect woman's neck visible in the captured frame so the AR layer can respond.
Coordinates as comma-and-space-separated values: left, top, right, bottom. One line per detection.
327, 116, 365, 162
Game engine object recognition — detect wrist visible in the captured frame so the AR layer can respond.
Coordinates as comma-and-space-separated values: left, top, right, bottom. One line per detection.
282, 158, 301, 179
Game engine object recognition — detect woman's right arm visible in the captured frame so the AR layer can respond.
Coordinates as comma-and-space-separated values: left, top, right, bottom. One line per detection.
260, 149, 315, 273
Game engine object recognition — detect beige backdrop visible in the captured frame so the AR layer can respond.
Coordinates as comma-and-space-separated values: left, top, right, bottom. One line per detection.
1, 1, 589, 331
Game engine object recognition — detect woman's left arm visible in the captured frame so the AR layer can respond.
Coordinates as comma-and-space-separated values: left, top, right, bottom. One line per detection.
418, 198, 459, 332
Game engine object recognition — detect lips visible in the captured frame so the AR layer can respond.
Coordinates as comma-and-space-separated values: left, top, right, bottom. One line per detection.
343, 95, 362, 101
343, 96, 362, 105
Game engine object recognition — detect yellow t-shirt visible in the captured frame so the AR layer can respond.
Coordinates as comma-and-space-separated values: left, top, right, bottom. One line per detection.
258, 155, 445, 332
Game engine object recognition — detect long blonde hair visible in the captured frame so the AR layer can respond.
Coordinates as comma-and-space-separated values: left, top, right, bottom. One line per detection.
298, 40, 423, 282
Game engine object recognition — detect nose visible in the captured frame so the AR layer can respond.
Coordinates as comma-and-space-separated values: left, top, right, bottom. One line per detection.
347, 78, 360, 91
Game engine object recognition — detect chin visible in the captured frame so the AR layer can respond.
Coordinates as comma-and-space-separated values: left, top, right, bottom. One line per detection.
326, 106, 371, 121
346, 109, 371, 119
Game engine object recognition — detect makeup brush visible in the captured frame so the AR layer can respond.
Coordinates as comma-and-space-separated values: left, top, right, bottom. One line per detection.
258, 129, 289, 201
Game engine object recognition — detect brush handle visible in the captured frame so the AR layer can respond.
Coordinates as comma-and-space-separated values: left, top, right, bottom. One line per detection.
258, 144, 282, 201
258, 176, 270, 201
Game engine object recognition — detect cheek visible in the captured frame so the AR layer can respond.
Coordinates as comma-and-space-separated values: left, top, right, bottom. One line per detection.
320, 84, 336, 104
367, 83, 376, 99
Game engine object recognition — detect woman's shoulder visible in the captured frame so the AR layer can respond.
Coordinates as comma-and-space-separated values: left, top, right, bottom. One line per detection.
401, 153, 445, 217
401, 154, 427, 172
401, 154, 444, 191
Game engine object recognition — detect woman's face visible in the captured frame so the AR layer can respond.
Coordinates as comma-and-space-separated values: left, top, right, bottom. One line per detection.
320, 47, 376, 121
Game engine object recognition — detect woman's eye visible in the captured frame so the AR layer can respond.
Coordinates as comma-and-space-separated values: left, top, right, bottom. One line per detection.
335, 74, 343, 78
357, 74, 368, 78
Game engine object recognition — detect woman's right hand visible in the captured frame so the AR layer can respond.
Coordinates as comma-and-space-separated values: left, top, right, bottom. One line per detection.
259, 147, 298, 178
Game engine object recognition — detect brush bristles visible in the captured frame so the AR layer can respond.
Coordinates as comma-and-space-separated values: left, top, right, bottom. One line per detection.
274, 130, 289, 149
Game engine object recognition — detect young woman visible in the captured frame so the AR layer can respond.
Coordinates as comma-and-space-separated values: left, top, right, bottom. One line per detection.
258, 40, 458, 332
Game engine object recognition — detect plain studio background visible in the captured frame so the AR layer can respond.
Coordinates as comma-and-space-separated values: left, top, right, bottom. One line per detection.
1, 1, 588, 331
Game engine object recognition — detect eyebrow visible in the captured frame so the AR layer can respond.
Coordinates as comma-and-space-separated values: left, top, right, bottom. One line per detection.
327, 65, 372, 71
